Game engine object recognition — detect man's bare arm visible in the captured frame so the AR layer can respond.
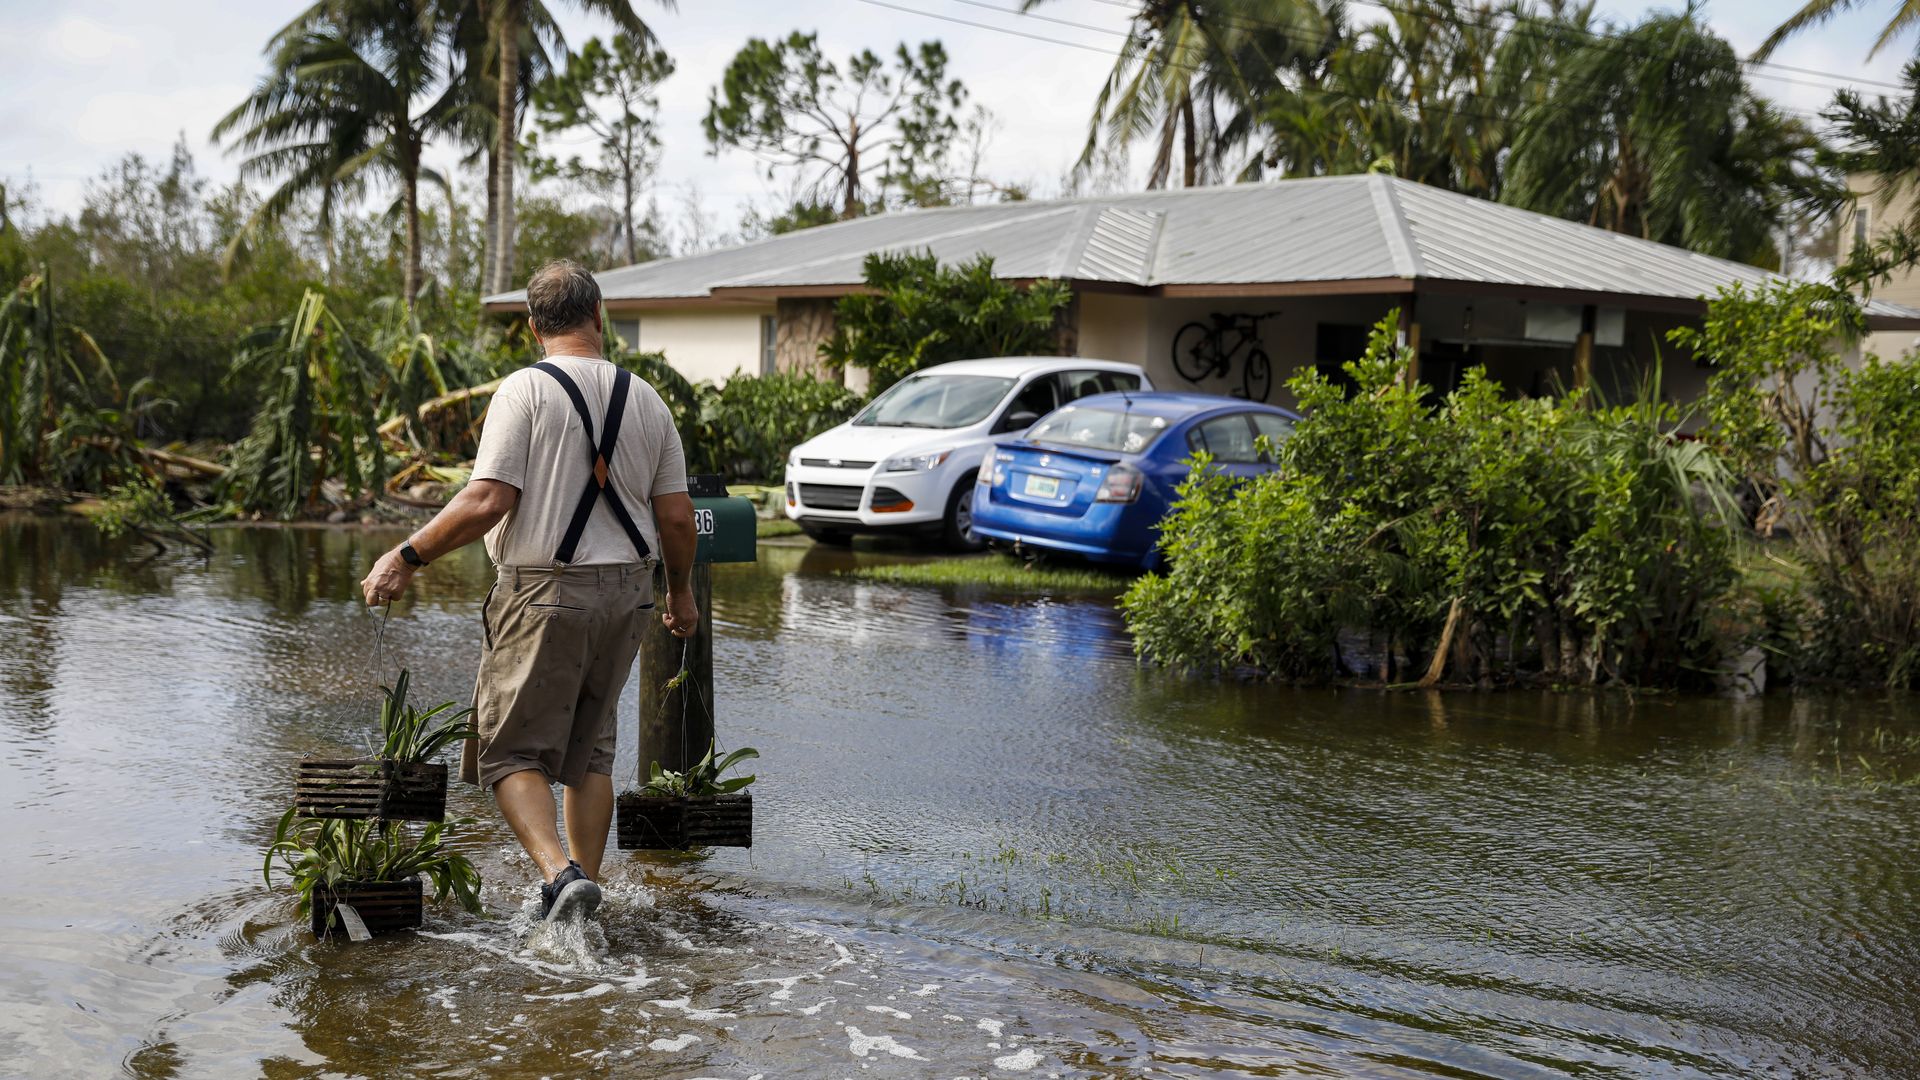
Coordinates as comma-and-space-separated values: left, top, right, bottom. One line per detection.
652, 491, 699, 637
360, 479, 520, 606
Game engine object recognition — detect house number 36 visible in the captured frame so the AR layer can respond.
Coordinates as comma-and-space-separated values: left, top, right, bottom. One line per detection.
694, 508, 716, 535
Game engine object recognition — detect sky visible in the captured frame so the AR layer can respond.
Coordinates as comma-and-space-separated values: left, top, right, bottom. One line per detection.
2, 0, 1916, 240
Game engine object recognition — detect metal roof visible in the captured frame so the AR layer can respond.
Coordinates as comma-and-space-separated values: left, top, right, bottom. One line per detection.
484, 174, 1920, 327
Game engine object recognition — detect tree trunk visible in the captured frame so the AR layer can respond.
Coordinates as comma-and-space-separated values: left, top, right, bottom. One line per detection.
445, 178, 464, 293
843, 119, 860, 219
1181, 91, 1197, 188
491, 10, 520, 294
1148, 107, 1175, 190
403, 165, 422, 307
623, 159, 637, 264
482, 146, 498, 294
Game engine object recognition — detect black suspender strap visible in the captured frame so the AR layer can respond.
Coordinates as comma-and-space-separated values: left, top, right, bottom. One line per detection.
530, 361, 654, 565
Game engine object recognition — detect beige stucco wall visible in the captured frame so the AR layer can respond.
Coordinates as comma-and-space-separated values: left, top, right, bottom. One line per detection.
610, 305, 773, 385
1079, 292, 1414, 408
1841, 176, 1920, 361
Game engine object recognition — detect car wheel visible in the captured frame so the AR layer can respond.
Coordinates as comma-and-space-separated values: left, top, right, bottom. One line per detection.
801, 526, 853, 547
942, 472, 987, 552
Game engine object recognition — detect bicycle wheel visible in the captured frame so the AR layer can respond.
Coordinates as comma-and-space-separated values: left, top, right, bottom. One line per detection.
1170, 322, 1214, 384
1242, 348, 1273, 402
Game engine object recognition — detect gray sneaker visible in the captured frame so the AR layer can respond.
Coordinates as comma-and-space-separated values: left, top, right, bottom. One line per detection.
540, 861, 603, 923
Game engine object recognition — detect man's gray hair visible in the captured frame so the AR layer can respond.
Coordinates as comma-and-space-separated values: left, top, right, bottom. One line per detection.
525, 259, 602, 337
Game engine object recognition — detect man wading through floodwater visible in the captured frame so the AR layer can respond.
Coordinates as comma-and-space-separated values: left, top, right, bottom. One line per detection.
359, 259, 698, 924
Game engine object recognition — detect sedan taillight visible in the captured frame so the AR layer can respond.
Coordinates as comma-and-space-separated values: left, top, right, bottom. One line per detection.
1095, 463, 1144, 503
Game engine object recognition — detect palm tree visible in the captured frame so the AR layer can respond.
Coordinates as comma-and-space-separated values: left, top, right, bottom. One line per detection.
1246, 1, 1583, 198
215, 0, 453, 305
1756, 0, 1920, 60
479, 0, 665, 295
444, 2, 553, 294
1039, 0, 1333, 189
1503, 12, 1838, 266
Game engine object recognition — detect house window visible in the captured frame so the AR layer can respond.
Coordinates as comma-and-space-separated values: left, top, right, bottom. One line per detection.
1855, 206, 1871, 251
760, 314, 778, 375
609, 318, 641, 352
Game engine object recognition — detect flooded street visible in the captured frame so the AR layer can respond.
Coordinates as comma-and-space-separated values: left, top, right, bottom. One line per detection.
4, 513, 1920, 1078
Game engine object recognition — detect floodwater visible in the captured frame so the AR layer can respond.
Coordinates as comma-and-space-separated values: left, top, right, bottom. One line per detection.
3, 515, 1920, 1079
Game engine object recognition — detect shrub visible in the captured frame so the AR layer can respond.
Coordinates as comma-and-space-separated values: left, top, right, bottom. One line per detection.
1124, 316, 1741, 687
1674, 281, 1920, 687
821, 250, 1071, 392
687, 371, 864, 483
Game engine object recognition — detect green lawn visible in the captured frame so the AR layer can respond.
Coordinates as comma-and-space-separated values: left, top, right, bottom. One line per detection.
838, 553, 1132, 594
756, 517, 803, 538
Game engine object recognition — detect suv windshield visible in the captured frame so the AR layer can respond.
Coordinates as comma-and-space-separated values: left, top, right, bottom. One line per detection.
853, 373, 1016, 429
1025, 405, 1171, 454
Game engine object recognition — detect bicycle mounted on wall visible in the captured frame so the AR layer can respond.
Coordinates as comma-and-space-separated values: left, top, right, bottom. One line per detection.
1171, 311, 1280, 402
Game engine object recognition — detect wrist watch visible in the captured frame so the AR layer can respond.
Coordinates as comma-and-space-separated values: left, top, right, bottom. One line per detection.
400, 540, 430, 568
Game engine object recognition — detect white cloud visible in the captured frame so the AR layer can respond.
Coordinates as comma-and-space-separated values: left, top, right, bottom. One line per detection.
43, 16, 142, 65
73, 85, 246, 153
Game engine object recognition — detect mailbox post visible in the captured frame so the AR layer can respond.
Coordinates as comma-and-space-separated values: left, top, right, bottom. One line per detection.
637, 475, 757, 775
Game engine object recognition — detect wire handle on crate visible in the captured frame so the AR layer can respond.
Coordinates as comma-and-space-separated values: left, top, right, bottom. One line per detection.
648, 636, 712, 784
369, 599, 393, 677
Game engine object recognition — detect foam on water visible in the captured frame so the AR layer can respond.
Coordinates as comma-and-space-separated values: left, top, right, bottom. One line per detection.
994, 1046, 1043, 1071
844, 1025, 926, 1060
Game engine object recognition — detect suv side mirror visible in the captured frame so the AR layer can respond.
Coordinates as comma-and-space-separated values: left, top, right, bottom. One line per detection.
997, 409, 1042, 434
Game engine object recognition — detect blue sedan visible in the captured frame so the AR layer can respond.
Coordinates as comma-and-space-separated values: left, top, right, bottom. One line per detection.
970, 392, 1299, 571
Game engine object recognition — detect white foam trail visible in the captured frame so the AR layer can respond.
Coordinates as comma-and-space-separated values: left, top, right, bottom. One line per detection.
844, 1026, 926, 1061
866, 1005, 912, 1019
742, 973, 811, 1001
648, 1033, 700, 1051
976, 1018, 1005, 1037
649, 995, 738, 1021
910, 983, 941, 996
994, 1047, 1043, 1071
526, 982, 615, 1002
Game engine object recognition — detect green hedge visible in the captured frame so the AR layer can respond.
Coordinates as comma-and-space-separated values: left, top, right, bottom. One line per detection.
1123, 316, 1740, 688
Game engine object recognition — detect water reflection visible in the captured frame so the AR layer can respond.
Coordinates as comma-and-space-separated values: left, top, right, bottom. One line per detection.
3, 514, 1919, 1077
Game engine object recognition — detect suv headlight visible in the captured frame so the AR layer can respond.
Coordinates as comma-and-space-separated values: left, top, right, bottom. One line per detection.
881, 448, 952, 473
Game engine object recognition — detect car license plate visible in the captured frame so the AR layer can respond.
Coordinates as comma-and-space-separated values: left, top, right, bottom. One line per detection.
1024, 474, 1059, 498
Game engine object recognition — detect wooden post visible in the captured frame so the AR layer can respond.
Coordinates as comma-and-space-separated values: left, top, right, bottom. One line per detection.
1572, 304, 1596, 398
637, 562, 714, 775
1399, 295, 1422, 388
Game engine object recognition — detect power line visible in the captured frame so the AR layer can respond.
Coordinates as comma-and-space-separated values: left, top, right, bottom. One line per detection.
856, 0, 1832, 138
958, 0, 1872, 99
1065, 0, 1911, 94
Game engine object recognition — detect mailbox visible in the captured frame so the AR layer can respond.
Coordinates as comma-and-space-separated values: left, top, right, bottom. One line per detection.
686, 474, 757, 564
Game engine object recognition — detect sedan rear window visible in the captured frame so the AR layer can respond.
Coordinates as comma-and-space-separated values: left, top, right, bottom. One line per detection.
1025, 405, 1171, 454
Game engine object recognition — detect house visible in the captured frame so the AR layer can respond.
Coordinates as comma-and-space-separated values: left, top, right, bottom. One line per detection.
1838, 175, 1920, 361
483, 174, 1920, 405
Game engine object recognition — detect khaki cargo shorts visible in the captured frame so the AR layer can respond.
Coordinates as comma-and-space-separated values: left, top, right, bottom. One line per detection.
461, 563, 654, 789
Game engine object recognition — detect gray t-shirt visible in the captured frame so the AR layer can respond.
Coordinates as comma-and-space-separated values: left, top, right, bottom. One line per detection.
470, 354, 688, 566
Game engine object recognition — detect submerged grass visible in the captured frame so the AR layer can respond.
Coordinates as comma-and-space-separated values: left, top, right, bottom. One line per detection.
756, 517, 803, 538
838, 554, 1131, 594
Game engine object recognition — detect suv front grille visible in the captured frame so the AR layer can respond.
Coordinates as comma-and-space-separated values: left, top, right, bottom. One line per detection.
797, 484, 863, 511
870, 487, 912, 511
800, 457, 875, 469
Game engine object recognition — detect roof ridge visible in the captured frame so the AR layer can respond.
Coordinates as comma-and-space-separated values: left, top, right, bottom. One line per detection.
1050, 204, 1105, 281
1371, 174, 1423, 280
706, 204, 1082, 289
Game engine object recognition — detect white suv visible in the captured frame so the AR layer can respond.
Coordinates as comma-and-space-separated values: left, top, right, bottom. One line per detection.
784, 357, 1152, 550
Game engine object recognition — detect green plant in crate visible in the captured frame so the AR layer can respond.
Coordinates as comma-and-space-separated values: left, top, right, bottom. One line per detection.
641, 741, 758, 797
262, 810, 484, 916
373, 668, 476, 764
